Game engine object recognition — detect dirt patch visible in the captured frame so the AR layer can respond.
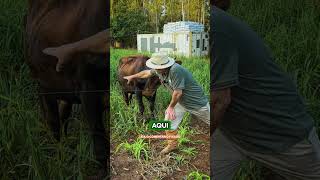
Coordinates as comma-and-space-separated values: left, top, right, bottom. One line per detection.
111, 152, 144, 180
111, 119, 210, 179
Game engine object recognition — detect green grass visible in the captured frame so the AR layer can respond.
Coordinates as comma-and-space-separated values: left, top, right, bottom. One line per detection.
115, 138, 150, 161
187, 171, 210, 180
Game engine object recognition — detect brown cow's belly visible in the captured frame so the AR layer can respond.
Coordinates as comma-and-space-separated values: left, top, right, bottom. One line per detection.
38, 75, 82, 103
36, 68, 78, 89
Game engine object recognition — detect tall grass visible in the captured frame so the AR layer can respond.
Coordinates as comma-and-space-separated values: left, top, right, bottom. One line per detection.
229, 0, 320, 179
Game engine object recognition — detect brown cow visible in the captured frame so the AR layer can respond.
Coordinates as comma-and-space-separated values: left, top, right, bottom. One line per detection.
118, 55, 161, 118
25, 0, 109, 178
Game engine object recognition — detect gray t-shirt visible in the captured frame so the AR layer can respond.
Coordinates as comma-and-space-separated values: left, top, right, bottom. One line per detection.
211, 6, 314, 153
151, 63, 208, 110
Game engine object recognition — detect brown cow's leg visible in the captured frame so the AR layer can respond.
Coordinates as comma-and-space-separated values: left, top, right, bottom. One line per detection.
58, 100, 72, 136
39, 91, 61, 141
80, 89, 108, 172
122, 90, 130, 105
128, 93, 133, 104
148, 91, 157, 119
135, 88, 144, 116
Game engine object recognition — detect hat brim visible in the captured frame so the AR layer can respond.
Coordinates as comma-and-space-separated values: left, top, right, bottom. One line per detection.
146, 57, 175, 69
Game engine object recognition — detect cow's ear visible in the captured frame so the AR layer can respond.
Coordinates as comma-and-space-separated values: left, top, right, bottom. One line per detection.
175, 60, 182, 65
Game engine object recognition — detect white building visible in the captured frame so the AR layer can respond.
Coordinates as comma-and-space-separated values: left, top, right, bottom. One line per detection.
137, 21, 209, 57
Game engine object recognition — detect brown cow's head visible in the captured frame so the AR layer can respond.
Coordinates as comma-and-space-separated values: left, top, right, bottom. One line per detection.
141, 66, 161, 97
144, 75, 161, 95
211, 0, 231, 11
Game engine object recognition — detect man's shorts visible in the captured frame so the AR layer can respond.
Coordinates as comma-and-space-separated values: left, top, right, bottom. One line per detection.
165, 102, 210, 130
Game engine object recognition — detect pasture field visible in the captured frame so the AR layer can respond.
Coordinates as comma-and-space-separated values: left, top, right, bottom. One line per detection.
110, 48, 210, 179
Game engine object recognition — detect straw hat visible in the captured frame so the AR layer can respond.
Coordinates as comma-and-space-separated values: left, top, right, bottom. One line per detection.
146, 52, 175, 69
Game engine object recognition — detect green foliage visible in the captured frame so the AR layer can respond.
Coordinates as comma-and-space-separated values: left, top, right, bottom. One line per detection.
180, 147, 197, 157
178, 126, 192, 145
111, 10, 151, 44
116, 139, 150, 161
175, 155, 186, 165
187, 171, 210, 180
110, 0, 210, 47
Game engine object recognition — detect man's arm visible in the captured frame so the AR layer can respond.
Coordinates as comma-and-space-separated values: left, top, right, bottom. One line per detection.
70, 29, 109, 54
43, 29, 110, 72
166, 89, 183, 120
165, 68, 185, 120
169, 90, 183, 108
210, 29, 238, 135
211, 88, 231, 135
123, 70, 153, 84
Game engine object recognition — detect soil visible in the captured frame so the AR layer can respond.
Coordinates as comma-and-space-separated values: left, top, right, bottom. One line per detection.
111, 118, 210, 180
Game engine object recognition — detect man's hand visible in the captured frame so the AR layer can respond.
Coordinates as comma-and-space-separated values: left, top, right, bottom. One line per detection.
165, 106, 176, 120
43, 29, 110, 72
211, 88, 231, 136
123, 76, 134, 84
166, 90, 182, 120
43, 44, 74, 72
123, 70, 153, 84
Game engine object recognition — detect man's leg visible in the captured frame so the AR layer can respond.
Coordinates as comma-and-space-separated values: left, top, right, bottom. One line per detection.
160, 103, 186, 154
168, 103, 187, 130
211, 129, 246, 179
247, 127, 320, 180
190, 102, 210, 125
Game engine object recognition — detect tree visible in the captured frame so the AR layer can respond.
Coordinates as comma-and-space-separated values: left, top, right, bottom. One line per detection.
111, 10, 151, 47
110, 0, 210, 47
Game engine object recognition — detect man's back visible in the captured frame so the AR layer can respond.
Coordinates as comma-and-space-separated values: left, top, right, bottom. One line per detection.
211, 6, 314, 153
